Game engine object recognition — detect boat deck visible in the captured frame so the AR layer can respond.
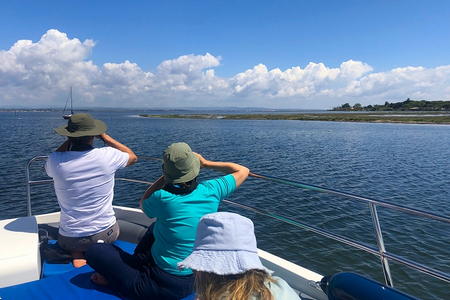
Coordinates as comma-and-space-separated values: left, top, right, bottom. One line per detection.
0, 206, 327, 300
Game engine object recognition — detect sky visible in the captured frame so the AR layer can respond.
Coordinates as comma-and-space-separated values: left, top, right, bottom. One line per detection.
1, 0, 450, 109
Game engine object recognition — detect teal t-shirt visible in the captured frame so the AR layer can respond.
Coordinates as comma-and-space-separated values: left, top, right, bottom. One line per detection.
142, 174, 236, 275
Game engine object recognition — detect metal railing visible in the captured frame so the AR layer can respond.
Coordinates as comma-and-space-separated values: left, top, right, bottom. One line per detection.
26, 156, 450, 287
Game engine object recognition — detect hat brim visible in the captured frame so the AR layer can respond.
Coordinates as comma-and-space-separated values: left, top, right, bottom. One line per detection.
54, 120, 107, 137
164, 156, 200, 184
178, 249, 266, 275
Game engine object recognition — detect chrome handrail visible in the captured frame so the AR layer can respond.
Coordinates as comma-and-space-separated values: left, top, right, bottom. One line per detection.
221, 200, 450, 284
249, 173, 450, 224
26, 156, 450, 287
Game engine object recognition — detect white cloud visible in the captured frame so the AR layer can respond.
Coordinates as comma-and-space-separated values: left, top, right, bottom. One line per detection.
0, 29, 449, 108
157, 53, 220, 74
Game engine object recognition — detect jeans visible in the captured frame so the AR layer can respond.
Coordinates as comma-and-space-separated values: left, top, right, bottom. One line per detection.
86, 241, 194, 300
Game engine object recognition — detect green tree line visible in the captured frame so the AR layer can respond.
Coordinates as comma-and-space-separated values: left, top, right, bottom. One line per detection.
333, 99, 450, 111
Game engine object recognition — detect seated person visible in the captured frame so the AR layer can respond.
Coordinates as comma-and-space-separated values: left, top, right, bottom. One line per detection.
178, 212, 300, 300
45, 113, 137, 267
86, 142, 249, 300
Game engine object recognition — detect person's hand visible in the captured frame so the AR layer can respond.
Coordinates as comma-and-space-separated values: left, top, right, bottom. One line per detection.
193, 152, 208, 168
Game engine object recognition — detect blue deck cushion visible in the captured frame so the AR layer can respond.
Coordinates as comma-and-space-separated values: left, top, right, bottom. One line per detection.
43, 240, 137, 278
326, 272, 419, 300
114, 240, 137, 254
181, 293, 196, 300
1, 241, 138, 300
0, 265, 122, 300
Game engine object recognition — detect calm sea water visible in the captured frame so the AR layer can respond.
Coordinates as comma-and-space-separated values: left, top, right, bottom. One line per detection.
0, 111, 449, 299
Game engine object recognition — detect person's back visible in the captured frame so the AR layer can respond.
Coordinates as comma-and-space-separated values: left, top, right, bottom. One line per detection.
143, 173, 237, 276
45, 113, 137, 267
47, 147, 130, 237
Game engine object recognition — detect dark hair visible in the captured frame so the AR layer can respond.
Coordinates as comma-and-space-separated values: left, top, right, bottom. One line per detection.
69, 136, 94, 146
68, 136, 94, 151
163, 177, 199, 195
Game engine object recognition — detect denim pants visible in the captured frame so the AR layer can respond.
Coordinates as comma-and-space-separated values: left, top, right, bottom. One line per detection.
86, 238, 194, 300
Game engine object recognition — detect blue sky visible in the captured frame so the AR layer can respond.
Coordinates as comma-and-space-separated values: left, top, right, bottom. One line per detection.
1, 0, 450, 108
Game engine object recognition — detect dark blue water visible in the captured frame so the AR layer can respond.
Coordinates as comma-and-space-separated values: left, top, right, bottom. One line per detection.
0, 111, 449, 299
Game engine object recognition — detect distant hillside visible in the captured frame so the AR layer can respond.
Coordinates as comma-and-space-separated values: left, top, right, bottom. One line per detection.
332, 99, 450, 111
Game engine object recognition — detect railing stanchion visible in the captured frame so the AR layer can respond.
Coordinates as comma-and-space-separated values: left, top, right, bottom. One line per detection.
26, 160, 32, 216
25, 156, 50, 217
369, 202, 394, 287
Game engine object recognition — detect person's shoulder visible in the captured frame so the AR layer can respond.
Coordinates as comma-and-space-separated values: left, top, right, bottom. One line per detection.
152, 189, 164, 198
142, 189, 165, 216
95, 146, 115, 153
92, 146, 122, 157
145, 189, 165, 203
201, 174, 235, 186
157, 189, 183, 202
200, 174, 236, 193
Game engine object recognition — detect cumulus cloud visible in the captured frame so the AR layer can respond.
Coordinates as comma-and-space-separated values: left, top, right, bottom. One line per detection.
157, 53, 220, 74
0, 29, 449, 108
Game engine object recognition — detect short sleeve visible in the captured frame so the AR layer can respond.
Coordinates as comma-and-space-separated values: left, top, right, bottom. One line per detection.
203, 174, 236, 200
142, 191, 162, 218
104, 147, 129, 170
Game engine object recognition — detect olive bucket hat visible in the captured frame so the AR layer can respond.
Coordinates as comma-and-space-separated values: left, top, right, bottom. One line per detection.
54, 113, 107, 137
163, 142, 200, 184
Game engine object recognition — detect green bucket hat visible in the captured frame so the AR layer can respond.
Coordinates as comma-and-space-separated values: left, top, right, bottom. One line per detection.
54, 113, 107, 137
163, 142, 200, 184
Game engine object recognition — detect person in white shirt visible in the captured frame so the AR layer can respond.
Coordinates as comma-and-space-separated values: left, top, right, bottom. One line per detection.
45, 113, 137, 267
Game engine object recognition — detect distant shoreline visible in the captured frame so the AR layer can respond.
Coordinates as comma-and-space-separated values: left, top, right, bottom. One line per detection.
139, 113, 450, 125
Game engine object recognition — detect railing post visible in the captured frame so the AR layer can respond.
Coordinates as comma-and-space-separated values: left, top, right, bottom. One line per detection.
26, 156, 49, 217
26, 159, 32, 216
369, 202, 394, 287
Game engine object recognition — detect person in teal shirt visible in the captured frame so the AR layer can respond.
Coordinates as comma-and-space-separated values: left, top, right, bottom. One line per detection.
142, 172, 237, 276
86, 142, 249, 300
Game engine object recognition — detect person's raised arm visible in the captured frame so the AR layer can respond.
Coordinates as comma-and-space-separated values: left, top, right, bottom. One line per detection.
139, 175, 165, 209
98, 133, 138, 166
194, 153, 249, 188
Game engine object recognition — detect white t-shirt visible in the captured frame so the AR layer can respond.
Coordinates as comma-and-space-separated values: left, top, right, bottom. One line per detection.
45, 147, 129, 237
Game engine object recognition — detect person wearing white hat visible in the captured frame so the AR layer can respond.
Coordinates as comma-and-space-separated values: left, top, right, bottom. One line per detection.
179, 212, 300, 300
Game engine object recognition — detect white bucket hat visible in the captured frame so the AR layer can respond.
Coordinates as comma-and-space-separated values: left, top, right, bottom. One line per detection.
178, 212, 266, 275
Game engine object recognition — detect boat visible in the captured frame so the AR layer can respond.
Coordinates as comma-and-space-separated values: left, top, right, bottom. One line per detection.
0, 156, 448, 299
62, 87, 74, 119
